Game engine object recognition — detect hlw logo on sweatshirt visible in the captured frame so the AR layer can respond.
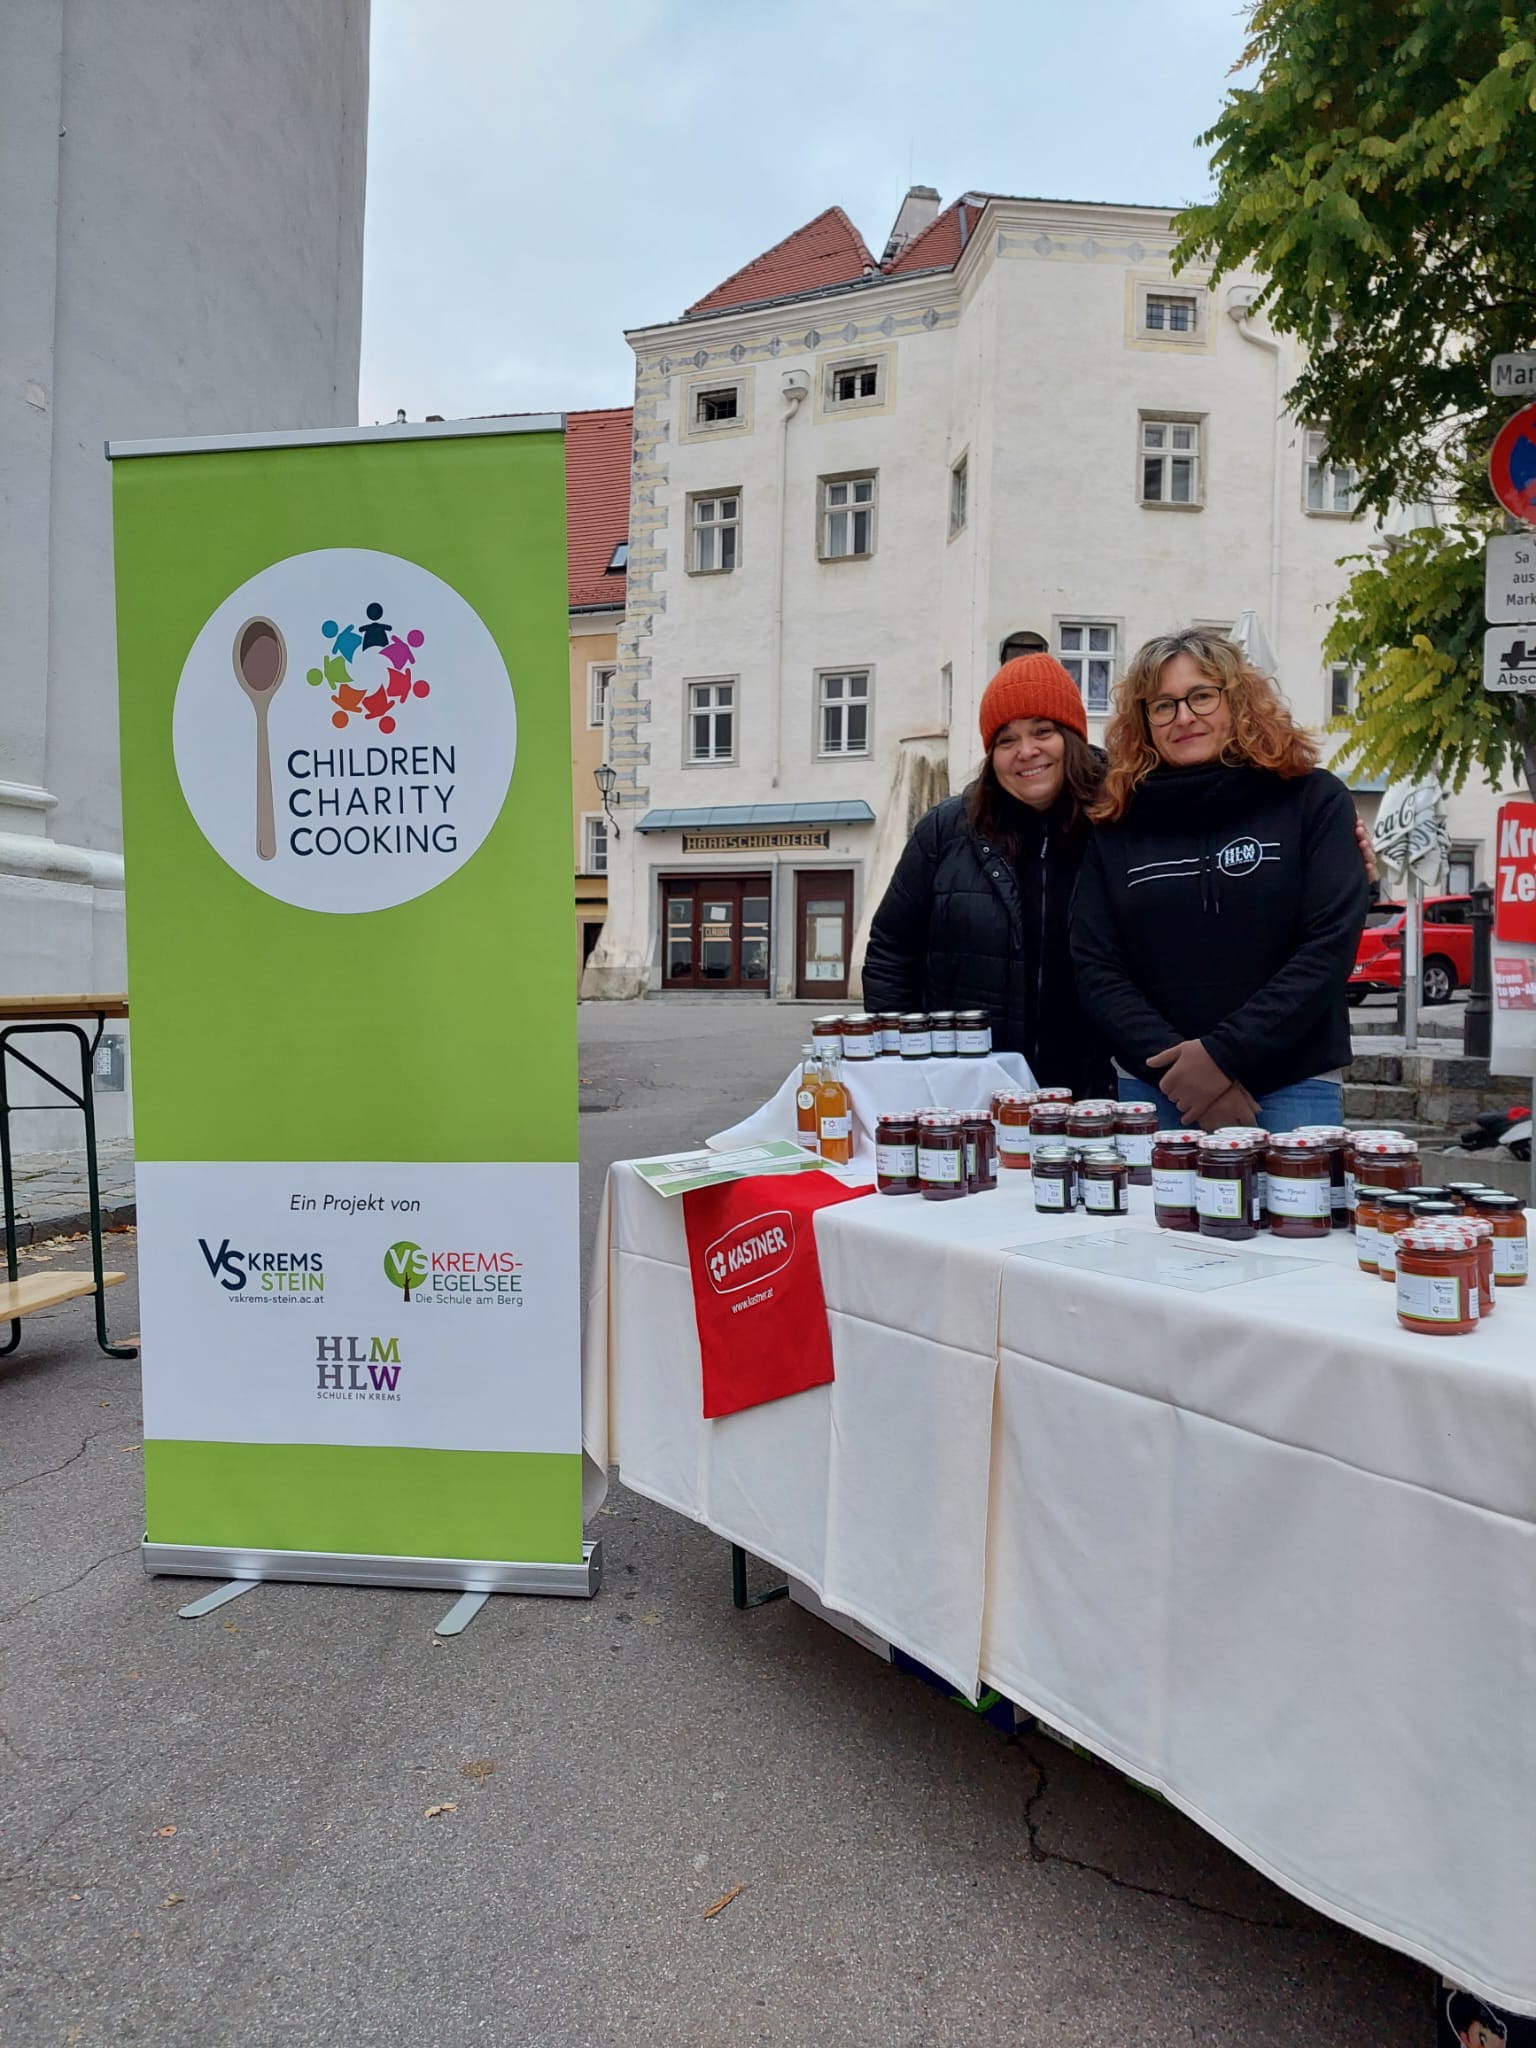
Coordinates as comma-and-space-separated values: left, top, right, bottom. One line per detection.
1216, 836, 1279, 879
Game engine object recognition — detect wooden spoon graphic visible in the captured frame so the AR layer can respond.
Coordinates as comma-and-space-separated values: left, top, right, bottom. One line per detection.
232, 617, 287, 861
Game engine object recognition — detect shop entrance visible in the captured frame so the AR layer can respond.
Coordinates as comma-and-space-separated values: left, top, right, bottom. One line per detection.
795, 870, 854, 1000
662, 874, 771, 990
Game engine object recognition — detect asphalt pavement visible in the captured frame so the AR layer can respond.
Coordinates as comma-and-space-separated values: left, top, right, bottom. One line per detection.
1, 997, 1431, 2046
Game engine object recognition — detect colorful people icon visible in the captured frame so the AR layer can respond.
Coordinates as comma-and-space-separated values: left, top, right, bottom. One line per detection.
312, 603, 427, 729
1446, 1989, 1509, 2048
322, 618, 364, 663
382, 628, 424, 668
359, 601, 392, 651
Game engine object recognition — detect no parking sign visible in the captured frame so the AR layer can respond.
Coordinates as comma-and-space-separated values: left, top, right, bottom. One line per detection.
1489, 402, 1536, 525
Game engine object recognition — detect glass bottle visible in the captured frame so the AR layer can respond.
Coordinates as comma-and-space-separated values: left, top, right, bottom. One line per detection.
795, 1045, 820, 1153
815, 1051, 854, 1166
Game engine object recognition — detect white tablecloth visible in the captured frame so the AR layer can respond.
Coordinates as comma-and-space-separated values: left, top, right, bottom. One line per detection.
582, 1158, 1536, 2015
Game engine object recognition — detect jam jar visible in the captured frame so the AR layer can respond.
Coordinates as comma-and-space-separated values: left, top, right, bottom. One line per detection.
898, 1013, 933, 1060
875, 1113, 920, 1196
840, 1013, 879, 1061
1031, 1143, 1075, 1213
1114, 1102, 1157, 1185
1446, 1181, 1494, 1210
1451, 1212, 1497, 1317
955, 1011, 992, 1057
1468, 1192, 1529, 1285
1343, 1129, 1409, 1222
1026, 1100, 1070, 1158
1197, 1134, 1258, 1241
1293, 1124, 1350, 1227
928, 1011, 958, 1058
1035, 1087, 1074, 1103
1350, 1134, 1422, 1200
1210, 1128, 1269, 1225
1068, 1100, 1119, 1145
1352, 1185, 1391, 1274
1151, 1130, 1201, 1232
918, 1113, 967, 1201
874, 1014, 903, 1057
811, 1015, 845, 1057
1396, 1225, 1481, 1336
962, 1114, 997, 1192
1266, 1135, 1333, 1239
994, 1092, 1034, 1171
1374, 1192, 1425, 1281
1080, 1147, 1130, 1215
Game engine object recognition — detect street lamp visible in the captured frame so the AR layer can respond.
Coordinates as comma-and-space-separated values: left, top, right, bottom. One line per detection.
592, 761, 621, 839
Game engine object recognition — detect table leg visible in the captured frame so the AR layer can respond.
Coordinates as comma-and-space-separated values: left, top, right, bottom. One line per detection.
730, 1543, 789, 1610
0, 1039, 19, 1356
72, 1024, 137, 1360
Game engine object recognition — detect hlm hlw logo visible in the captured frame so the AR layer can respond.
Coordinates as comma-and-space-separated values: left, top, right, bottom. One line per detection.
1215, 836, 1279, 879
316, 1336, 402, 1399
198, 1239, 324, 1301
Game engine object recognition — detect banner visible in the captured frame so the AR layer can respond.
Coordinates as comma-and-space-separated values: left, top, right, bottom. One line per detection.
110, 418, 593, 1590
1492, 800, 1536, 1078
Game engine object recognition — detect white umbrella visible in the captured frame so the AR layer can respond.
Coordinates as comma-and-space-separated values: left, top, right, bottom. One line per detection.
1228, 608, 1279, 678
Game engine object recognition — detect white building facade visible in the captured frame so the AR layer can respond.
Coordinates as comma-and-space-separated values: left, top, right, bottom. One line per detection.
585, 189, 1500, 1004
0, 0, 368, 1143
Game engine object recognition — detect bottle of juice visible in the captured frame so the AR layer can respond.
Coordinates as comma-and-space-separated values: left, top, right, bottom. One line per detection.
816, 1051, 854, 1166
795, 1045, 820, 1152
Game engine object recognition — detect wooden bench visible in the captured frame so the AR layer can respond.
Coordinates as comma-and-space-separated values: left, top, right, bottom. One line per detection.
0, 996, 137, 1360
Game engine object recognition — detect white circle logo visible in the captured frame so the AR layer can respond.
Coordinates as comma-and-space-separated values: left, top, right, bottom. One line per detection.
1216, 836, 1264, 878
172, 548, 516, 914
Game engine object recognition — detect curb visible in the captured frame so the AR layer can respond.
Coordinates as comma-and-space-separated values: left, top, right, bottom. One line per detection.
12, 1199, 137, 1247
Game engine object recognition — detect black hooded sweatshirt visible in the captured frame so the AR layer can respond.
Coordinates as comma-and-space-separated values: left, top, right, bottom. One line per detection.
1068, 762, 1369, 1097
861, 787, 1111, 1095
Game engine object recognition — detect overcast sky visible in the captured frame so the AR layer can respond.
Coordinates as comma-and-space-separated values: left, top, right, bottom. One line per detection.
359, 0, 1251, 425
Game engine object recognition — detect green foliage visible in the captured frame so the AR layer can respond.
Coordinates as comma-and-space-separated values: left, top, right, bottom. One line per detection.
1175, 1, 1536, 798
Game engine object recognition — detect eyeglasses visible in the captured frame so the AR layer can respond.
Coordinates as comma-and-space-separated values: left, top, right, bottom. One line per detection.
1145, 682, 1227, 728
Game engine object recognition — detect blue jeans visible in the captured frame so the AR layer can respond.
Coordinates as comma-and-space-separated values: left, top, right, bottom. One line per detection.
1115, 1073, 1343, 1134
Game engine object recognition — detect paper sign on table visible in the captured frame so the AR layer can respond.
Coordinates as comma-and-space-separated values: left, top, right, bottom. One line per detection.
1004, 1231, 1323, 1293
632, 1139, 832, 1199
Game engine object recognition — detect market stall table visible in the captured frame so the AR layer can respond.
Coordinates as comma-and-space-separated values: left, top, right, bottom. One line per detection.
582, 1158, 1536, 2018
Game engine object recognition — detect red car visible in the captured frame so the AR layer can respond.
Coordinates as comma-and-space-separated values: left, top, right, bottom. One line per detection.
1349, 894, 1473, 1006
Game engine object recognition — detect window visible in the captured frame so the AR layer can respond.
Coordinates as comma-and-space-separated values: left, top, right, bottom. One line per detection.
950, 454, 968, 535
587, 663, 615, 728
581, 814, 608, 875
1145, 292, 1198, 334
827, 360, 881, 408
817, 670, 870, 757
1059, 623, 1118, 715
1000, 630, 1049, 663
689, 493, 739, 574
687, 679, 735, 764
695, 387, 739, 425
605, 541, 629, 573
820, 474, 876, 560
1140, 416, 1202, 506
1305, 429, 1359, 515
1329, 664, 1356, 719
1447, 846, 1477, 895
940, 663, 953, 731
683, 372, 751, 441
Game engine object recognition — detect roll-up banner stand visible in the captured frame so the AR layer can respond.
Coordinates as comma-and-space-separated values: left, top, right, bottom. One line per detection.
108, 417, 597, 1597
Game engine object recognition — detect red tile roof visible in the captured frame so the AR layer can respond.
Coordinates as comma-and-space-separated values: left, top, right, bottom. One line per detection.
884, 195, 982, 276
687, 207, 876, 317
566, 406, 632, 610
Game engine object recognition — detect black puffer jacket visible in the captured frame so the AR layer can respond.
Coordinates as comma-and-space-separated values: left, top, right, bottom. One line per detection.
861, 789, 1110, 1094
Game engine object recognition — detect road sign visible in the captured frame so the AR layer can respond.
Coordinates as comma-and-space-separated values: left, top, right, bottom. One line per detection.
1483, 624, 1536, 693
1491, 354, 1536, 398
1489, 402, 1536, 524
1485, 532, 1536, 623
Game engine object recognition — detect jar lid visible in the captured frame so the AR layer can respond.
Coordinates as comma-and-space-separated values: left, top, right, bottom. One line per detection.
842, 1012, 874, 1024
993, 1089, 1033, 1107
898, 1012, 931, 1026
1080, 1146, 1125, 1164
955, 1010, 989, 1023
813, 1015, 845, 1027
1399, 1225, 1477, 1252
1294, 1125, 1348, 1142
1353, 1135, 1420, 1156
1352, 1183, 1395, 1199
1073, 1098, 1120, 1115
876, 1112, 917, 1127
960, 1112, 991, 1126
919, 1111, 962, 1127
1460, 1216, 1494, 1239
1469, 1191, 1523, 1211
1445, 1181, 1494, 1195
1269, 1133, 1328, 1152
1211, 1126, 1268, 1143
1199, 1134, 1257, 1153
1031, 1143, 1073, 1162
928, 1009, 957, 1022
1379, 1192, 1423, 1213
1035, 1088, 1074, 1101
1116, 1102, 1158, 1123
1154, 1128, 1200, 1146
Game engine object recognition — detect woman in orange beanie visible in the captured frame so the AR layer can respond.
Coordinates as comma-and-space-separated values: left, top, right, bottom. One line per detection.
861, 654, 1111, 1092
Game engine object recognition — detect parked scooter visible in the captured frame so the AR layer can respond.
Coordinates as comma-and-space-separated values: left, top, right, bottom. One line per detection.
1456, 1105, 1533, 1164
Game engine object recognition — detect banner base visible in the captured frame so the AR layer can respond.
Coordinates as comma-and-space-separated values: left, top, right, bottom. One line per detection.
143, 1538, 602, 1598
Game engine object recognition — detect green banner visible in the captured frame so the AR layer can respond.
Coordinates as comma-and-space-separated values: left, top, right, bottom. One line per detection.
111, 421, 587, 1583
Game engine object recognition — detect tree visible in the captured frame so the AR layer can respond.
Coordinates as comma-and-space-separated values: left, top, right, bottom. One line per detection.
1173, 0, 1536, 798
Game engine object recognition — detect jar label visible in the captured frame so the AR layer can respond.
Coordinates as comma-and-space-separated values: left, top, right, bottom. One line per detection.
843, 1040, 877, 1059
956, 1028, 990, 1054
1378, 1230, 1400, 1278
819, 1115, 852, 1141
1344, 1171, 1357, 1209
1396, 1270, 1466, 1324
876, 1143, 916, 1178
1117, 1134, 1153, 1167
1152, 1166, 1196, 1208
1083, 1180, 1123, 1213
882, 1030, 902, 1054
996, 1126, 1031, 1156
1493, 1236, 1529, 1278
1033, 1180, 1068, 1210
931, 1029, 957, 1054
1268, 1178, 1331, 1219
1330, 1183, 1346, 1212
901, 1032, 933, 1058
920, 1148, 962, 1184
1196, 1174, 1243, 1220
796, 1090, 815, 1112
1354, 1220, 1378, 1265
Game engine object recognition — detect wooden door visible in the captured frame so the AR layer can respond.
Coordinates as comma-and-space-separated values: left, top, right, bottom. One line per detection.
795, 870, 853, 1000
663, 876, 771, 990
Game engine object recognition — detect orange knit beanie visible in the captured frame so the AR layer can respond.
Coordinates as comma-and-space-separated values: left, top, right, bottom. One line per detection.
977, 654, 1088, 749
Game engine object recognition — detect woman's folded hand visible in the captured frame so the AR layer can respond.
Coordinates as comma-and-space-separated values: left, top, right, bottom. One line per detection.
1146, 1038, 1232, 1118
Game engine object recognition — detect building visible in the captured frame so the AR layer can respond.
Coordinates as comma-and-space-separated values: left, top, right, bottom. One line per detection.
0, 0, 368, 1144
584, 186, 1501, 1003
566, 407, 631, 978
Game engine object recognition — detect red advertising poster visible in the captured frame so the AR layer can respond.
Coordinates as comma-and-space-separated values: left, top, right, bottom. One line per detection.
1495, 801, 1536, 943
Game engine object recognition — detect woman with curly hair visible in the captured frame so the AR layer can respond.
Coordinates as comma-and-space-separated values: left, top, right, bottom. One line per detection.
1068, 628, 1369, 1132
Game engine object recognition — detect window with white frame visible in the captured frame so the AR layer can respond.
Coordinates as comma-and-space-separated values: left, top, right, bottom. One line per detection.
1140, 416, 1202, 506
827, 360, 881, 407
581, 813, 609, 875
820, 474, 876, 559
1144, 291, 1198, 335
689, 492, 739, 573
1305, 429, 1359, 515
587, 663, 615, 728
1059, 623, 1117, 715
687, 679, 735, 764
1329, 664, 1357, 718
817, 669, 870, 757
950, 454, 968, 535
695, 386, 740, 425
